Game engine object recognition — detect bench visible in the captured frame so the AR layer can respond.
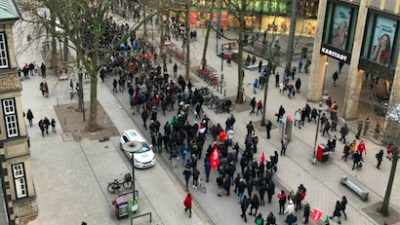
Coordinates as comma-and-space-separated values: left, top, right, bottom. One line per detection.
244, 63, 267, 71
340, 176, 369, 201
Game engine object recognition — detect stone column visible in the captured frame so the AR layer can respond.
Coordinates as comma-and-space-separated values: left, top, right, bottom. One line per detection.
384, 52, 400, 141
306, 0, 327, 102
342, 0, 369, 119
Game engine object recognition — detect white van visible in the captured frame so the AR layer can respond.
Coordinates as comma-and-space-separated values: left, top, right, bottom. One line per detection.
120, 129, 155, 168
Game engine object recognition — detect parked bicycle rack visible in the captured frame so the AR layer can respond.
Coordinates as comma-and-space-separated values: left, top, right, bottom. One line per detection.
130, 212, 152, 225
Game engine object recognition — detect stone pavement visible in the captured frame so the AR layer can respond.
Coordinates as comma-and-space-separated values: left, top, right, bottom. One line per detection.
166, 24, 400, 225
111, 13, 400, 225
14, 14, 211, 225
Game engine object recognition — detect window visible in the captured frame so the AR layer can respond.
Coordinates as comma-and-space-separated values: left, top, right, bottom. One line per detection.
2, 99, 19, 138
0, 33, 9, 68
12, 163, 28, 199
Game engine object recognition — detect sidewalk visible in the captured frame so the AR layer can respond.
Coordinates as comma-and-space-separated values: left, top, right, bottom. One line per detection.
161, 25, 399, 224
14, 14, 211, 225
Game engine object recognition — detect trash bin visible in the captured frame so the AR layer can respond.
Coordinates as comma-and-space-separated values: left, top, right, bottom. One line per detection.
112, 195, 129, 219
316, 144, 330, 162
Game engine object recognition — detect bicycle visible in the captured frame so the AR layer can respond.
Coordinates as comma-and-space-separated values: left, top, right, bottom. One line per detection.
197, 178, 206, 193
107, 173, 132, 194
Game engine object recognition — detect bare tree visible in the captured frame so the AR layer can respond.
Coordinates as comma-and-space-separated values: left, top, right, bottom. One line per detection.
20, 0, 157, 131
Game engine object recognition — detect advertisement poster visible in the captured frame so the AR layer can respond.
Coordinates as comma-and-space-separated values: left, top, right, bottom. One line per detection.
369, 16, 397, 66
329, 5, 352, 50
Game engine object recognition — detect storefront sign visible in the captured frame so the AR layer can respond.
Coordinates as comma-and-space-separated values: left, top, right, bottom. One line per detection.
321, 45, 350, 63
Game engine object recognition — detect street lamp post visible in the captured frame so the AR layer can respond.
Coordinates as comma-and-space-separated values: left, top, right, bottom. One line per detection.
122, 142, 140, 200
261, 72, 271, 126
312, 103, 328, 164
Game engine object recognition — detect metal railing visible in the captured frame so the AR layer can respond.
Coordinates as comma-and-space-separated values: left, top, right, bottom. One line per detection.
130, 212, 152, 225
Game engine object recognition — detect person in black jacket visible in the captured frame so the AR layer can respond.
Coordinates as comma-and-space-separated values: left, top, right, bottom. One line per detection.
182, 166, 192, 190
303, 203, 310, 224
330, 200, 342, 224
249, 193, 260, 216
240, 195, 250, 223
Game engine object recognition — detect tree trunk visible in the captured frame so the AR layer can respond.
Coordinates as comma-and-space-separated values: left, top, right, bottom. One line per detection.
63, 36, 68, 66
184, 1, 190, 81
236, 9, 245, 104
50, 14, 57, 69
261, 76, 269, 126
88, 69, 98, 131
143, 1, 147, 37
379, 149, 399, 216
201, 0, 214, 70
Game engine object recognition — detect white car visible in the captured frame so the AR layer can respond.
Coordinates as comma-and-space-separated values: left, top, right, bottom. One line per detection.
120, 130, 156, 169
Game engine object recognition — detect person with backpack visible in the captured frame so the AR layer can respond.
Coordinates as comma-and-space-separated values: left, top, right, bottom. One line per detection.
255, 213, 264, 225
265, 211, 276, 225
249, 193, 260, 216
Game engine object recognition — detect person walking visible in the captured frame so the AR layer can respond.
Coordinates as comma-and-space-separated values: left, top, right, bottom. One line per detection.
253, 79, 259, 94
285, 212, 297, 225
43, 117, 50, 135
342, 143, 350, 161
363, 117, 370, 136
275, 72, 280, 87
266, 120, 272, 139
40, 62, 46, 78
285, 199, 295, 215
352, 151, 362, 170
256, 100, 263, 115
113, 79, 118, 93
250, 97, 256, 114
183, 193, 192, 218
255, 213, 264, 225
249, 193, 260, 216
51, 118, 56, 133
339, 124, 349, 144
26, 109, 34, 127
278, 190, 287, 215
376, 149, 384, 169
276, 105, 286, 122
183, 165, 192, 191
141, 109, 149, 129
265, 211, 276, 225
332, 71, 339, 86
295, 78, 301, 93
303, 203, 310, 224
356, 120, 363, 139
240, 195, 250, 223
340, 196, 347, 220
281, 135, 288, 156
330, 200, 342, 224
266, 180, 275, 203
38, 119, 45, 137
192, 167, 200, 188
43, 82, 49, 97
204, 158, 211, 182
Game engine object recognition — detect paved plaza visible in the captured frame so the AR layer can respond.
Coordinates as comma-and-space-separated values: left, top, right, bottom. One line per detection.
8, 9, 400, 225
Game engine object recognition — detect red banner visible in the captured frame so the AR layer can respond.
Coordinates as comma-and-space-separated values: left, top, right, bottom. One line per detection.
189, 11, 197, 27
311, 209, 323, 223
210, 147, 220, 170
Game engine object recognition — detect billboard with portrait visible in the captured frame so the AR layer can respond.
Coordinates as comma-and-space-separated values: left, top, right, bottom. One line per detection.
368, 16, 397, 66
329, 5, 352, 50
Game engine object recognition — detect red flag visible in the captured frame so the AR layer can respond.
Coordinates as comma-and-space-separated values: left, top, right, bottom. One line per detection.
219, 131, 227, 142
311, 208, 323, 223
210, 147, 220, 170
260, 152, 266, 163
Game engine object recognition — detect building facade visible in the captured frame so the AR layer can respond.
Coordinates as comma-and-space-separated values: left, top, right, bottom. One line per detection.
307, 0, 400, 140
0, 0, 38, 224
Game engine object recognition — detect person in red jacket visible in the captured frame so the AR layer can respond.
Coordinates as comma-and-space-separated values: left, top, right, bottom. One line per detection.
184, 193, 192, 218
357, 140, 366, 155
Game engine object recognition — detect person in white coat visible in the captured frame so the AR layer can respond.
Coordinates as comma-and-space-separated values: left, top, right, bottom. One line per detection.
284, 200, 295, 215
294, 109, 302, 129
